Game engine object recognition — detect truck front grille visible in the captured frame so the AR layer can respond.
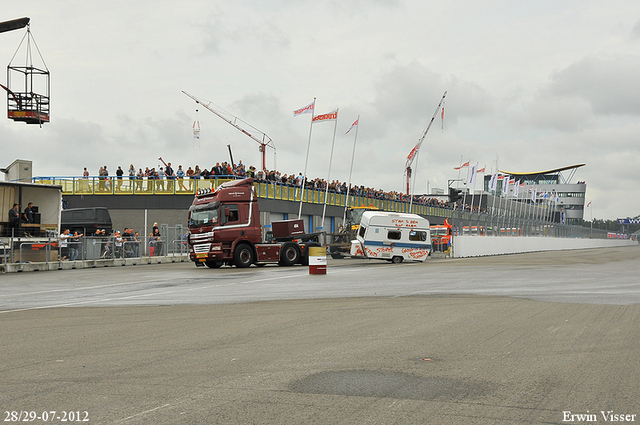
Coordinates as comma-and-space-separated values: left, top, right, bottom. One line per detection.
193, 243, 211, 254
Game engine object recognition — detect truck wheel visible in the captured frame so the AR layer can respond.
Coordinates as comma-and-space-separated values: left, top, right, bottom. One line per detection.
205, 260, 223, 268
279, 242, 301, 266
391, 256, 403, 264
301, 242, 321, 266
234, 244, 254, 268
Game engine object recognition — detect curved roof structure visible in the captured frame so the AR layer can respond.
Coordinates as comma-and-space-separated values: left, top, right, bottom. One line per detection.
498, 164, 585, 176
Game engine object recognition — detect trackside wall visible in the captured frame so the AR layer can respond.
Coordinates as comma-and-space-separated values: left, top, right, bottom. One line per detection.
452, 236, 638, 258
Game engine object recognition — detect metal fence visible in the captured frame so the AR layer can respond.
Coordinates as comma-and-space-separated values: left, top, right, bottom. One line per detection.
1, 225, 188, 267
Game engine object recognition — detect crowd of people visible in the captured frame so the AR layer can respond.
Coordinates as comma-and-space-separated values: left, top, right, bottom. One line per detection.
84, 159, 470, 210
57, 223, 165, 261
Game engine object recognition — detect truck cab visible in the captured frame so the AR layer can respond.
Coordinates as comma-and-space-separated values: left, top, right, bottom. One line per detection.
188, 178, 317, 268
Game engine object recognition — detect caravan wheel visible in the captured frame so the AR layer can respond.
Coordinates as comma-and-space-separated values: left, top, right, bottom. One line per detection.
391, 256, 403, 264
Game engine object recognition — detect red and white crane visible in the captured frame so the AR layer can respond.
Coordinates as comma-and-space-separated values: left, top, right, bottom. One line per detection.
182, 91, 276, 171
404, 91, 447, 195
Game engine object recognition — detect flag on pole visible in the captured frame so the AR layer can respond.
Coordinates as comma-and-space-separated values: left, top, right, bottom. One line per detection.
488, 173, 499, 191
467, 163, 478, 186
586, 201, 592, 207
345, 118, 358, 134
294, 101, 315, 116
312, 110, 338, 123
502, 175, 510, 195
531, 188, 537, 203
406, 143, 420, 161
454, 161, 470, 170
477, 166, 486, 173
513, 180, 519, 197
441, 105, 445, 130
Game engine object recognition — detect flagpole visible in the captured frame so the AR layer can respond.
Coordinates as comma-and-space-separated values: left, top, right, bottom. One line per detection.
489, 169, 498, 235
321, 109, 339, 232
298, 98, 316, 219
469, 162, 478, 220
496, 174, 505, 232
461, 159, 471, 209
455, 156, 463, 190
517, 182, 524, 231
506, 178, 515, 231
343, 115, 359, 226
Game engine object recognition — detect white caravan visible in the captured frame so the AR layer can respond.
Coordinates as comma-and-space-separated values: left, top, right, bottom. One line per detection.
349, 211, 431, 263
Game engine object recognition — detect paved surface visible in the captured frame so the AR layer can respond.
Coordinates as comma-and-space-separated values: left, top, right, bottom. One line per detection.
1, 246, 639, 424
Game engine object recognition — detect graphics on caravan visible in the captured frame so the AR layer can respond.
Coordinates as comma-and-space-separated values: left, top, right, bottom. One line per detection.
350, 211, 431, 263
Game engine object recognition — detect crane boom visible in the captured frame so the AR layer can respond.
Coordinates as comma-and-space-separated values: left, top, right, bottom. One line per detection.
182, 91, 276, 170
404, 91, 447, 195
405, 91, 447, 170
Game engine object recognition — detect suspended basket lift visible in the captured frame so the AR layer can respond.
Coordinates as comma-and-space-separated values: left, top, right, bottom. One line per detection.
182, 91, 276, 171
0, 17, 50, 125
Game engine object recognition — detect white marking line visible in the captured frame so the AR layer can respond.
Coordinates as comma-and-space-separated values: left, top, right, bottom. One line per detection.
0, 272, 307, 314
0, 278, 162, 298
112, 403, 172, 424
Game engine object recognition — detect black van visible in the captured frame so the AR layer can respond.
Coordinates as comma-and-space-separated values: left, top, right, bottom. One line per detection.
61, 207, 113, 236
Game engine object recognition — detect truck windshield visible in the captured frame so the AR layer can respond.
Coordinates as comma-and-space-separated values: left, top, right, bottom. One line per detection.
189, 205, 219, 227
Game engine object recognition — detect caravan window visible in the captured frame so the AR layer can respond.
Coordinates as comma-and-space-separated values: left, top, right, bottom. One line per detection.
409, 230, 427, 241
387, 230, 401, 240
358, 225, 366, 238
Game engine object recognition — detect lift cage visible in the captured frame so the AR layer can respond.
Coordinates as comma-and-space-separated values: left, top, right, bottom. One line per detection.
6, 24, 50, 125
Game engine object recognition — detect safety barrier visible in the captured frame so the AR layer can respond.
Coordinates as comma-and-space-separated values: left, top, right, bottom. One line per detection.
26, 176, 631, 242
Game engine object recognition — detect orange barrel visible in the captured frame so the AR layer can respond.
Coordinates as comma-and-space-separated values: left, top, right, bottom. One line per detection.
308, 246, 327, 275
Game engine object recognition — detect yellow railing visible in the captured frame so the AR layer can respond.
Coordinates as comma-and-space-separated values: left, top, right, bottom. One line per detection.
34, 176, 455, 218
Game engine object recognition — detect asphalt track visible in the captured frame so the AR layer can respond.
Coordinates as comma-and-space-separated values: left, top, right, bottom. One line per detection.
1, 246, 639, 424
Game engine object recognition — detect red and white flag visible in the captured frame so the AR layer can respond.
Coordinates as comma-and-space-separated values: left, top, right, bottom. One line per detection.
477, 166, 486, 173
345, 118, 358, 134
312, 110, 338, 123
406, 143, 419, 161
454, 161, 470, 170
293, 101, 315, 116
586, 201, 592, 207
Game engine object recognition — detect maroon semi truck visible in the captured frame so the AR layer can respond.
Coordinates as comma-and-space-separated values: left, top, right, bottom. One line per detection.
187, 177, 319, 268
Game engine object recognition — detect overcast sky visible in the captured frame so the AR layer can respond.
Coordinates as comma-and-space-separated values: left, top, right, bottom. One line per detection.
2, 1, 639, 220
